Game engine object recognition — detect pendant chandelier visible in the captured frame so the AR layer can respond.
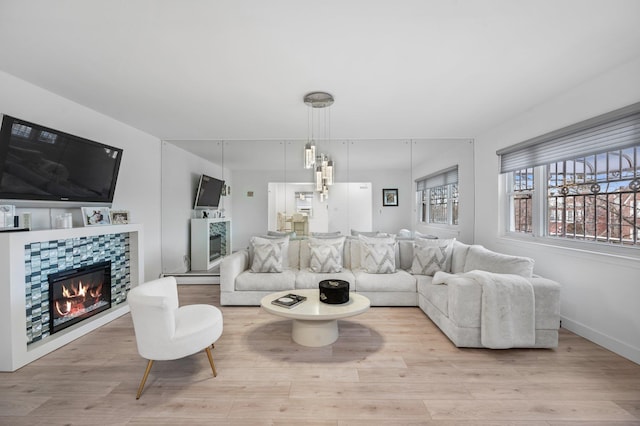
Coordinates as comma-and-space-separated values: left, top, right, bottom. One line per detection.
304, 91, 334, 202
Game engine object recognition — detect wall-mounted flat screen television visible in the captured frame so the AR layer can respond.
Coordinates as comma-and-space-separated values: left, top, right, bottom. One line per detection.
0, 115, 123, 207
194, 174, 224, 209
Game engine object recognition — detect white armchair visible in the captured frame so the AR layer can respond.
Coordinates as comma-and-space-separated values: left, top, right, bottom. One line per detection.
127, 276, 223, 399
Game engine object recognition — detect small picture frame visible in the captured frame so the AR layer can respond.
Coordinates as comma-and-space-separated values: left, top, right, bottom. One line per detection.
382, 188, 398, 207
82, 207, 111, 226
110, 210, 130, 225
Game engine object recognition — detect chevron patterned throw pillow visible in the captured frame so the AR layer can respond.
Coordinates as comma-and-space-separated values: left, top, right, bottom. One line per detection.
410, 237, 456, 276
250, 236, 287, 273
309, 236, 346, 273
359, 234, 397, 274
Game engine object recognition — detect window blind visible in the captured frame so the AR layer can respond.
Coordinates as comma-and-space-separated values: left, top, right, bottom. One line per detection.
416, 166, 458, 190
497, 102, 640, 173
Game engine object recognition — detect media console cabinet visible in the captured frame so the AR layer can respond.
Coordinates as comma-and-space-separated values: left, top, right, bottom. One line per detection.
190, 217, 231, 271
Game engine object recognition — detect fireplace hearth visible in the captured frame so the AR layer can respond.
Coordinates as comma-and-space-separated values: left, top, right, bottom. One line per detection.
48, 261, 112, 334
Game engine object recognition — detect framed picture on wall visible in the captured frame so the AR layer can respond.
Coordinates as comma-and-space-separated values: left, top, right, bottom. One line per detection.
382, 188, 398, 207
81, 207, 111, 226
110, 210, 130, 225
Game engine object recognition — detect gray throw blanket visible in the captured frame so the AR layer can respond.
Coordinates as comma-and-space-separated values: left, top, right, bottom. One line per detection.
433, 270, 535, 348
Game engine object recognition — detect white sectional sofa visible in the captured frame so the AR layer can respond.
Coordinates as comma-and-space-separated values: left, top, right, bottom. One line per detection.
220, 235, 560, 348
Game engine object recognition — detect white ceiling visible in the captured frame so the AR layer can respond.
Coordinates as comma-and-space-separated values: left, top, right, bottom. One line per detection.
1, 0, 640, 147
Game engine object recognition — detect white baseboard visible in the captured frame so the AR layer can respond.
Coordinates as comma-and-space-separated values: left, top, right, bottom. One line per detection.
560, 316, 640, 365
160, 272, 220, 285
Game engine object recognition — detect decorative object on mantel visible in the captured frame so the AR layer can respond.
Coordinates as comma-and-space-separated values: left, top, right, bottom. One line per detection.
303, 91, 335, 202
382, 188, 399, 206
110, 209, 130, 224
54, 213, 73, 229
21, 212, 31, 230
0, 204, 16, 228
81, 206, 111, 226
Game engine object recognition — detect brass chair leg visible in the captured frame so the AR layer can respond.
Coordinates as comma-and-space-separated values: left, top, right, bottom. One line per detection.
136, 359, 154, 399
205, 346, 217, 377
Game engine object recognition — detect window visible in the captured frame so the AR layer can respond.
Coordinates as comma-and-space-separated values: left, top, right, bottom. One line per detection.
508, 168, 534, 233
416, 166, 458, 225
498, 102, 640, 247
547, 149, 639, 244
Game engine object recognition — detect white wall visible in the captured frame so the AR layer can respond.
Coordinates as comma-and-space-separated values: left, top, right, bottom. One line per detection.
160, 141, 230, 273
0, 71, 163, 281
474, 56, 640, 364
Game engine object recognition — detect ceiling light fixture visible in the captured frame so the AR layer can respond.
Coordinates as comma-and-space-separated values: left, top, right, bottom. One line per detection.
304, 91, 334, 202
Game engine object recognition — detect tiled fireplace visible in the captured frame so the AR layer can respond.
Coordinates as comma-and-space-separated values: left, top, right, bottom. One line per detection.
24, 233, 130, 344
0, 224, 143, 372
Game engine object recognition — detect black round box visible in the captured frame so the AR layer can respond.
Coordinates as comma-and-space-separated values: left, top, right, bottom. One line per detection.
319, 279, 350, 304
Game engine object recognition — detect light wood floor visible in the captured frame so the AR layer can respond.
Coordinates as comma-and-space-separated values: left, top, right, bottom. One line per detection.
1, 285, 639, 425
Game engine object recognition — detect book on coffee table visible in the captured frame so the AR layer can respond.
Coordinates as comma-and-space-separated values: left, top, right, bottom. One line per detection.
271, 293, 307, 309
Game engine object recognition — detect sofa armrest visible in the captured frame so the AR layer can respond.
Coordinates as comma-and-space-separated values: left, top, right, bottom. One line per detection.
220, 250, 249, 293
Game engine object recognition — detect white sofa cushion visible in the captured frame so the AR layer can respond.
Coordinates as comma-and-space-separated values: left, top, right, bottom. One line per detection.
359, 234, 397, 274
351, 229, 380, 237
349, 237, 362, 269
354, 269, 416, 292
343, 237, 354, 269
416, 275, 448, 316
311, 231, 342, 237
309, 236, 346, 273
235, 269, 296, 291
295, 270, 355, 289
463, 245, 534, 278
410, 237, 455, 276
444, 274, 482, 328
397, 240, 414, 271
414, 231, 438, 239
450, 240, 470, 273
287, 239, 300, 269
267, 230, 296, 238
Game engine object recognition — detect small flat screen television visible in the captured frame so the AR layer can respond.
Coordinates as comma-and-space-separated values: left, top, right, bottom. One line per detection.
0, 115, 123, 207
194, 174, 224, 209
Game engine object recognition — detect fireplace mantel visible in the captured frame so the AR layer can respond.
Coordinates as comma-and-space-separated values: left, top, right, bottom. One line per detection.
0, 224, 144, 372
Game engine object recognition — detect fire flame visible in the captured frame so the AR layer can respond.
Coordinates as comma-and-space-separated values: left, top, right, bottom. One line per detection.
62, 280, 88, 298
54, 280, 103, 317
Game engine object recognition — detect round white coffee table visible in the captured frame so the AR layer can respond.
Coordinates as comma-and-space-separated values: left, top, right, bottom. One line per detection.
260, 289, 370, 347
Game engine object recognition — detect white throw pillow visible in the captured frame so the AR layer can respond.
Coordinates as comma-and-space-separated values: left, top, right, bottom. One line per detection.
311, 231, 342, 238
267, 230, 296, 238
250, 235, 289, 268
351, 229, 380, 237
358, 234, 396, 274
249, 236, 288, 273
309, 236, 345, 273
463, 245, 534, 277
410, 237, 456, 276
414, 231, 438, 239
